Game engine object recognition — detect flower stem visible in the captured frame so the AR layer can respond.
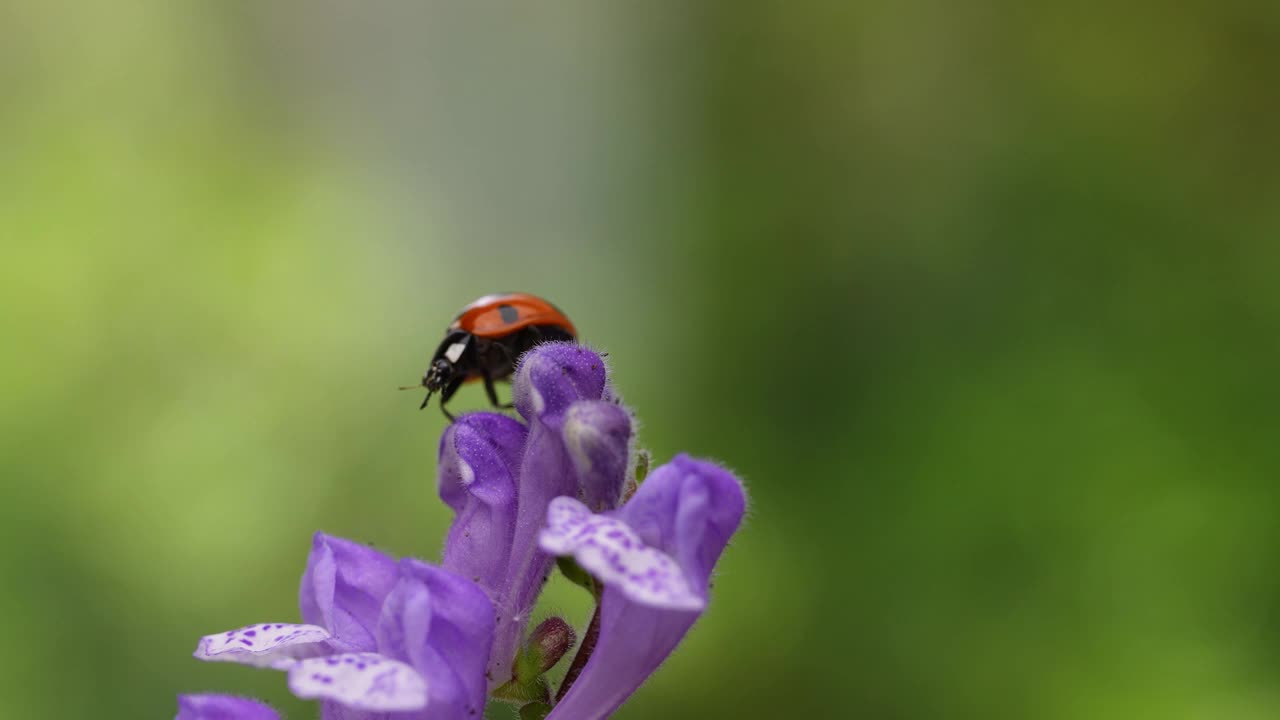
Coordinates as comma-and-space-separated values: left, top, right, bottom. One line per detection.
555, 603, 601, 702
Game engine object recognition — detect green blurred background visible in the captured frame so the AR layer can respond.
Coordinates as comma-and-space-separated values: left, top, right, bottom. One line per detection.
3, 1, 1279, 718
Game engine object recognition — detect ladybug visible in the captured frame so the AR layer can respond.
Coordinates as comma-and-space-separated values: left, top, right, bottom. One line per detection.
407, 293, 577, 419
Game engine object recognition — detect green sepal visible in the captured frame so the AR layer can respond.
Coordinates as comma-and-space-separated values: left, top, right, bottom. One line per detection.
519, 702, 553, 720
514, 647, 541, 689
492, 676, 550, 705
622, 448, 651, 503
635, 448, 651, 484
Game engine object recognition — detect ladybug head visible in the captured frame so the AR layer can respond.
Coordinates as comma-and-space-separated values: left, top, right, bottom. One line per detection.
420, 358, 453, 403
401, 358, 453, 410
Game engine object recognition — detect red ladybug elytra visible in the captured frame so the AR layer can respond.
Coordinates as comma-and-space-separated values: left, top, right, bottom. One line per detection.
408, 293, 577, 419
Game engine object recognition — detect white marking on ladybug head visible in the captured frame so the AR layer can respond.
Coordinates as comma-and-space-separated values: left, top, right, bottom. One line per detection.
445, 341, 467, 364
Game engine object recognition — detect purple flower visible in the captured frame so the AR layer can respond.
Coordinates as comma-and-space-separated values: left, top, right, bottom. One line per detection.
435, 342, 631, 685
539, 454, 747, 720
192, 532, 494, 718
175, 694, 280, 720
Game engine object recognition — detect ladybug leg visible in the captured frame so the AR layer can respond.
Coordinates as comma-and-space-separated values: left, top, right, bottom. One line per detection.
439, 376, 465, 421
483, 371, 515, 410
484, 339, 520, 408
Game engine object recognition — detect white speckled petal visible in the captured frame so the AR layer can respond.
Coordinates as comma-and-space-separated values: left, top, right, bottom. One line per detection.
287, 652, 428, 712
194, 623, 331, 669
539, 497, 705, 611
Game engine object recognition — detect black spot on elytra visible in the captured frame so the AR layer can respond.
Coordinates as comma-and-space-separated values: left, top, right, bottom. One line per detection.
498, 304, 519, 324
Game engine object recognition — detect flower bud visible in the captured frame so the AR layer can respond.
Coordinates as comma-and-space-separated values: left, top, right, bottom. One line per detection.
564, 400, 633, 512
520, 616, 577, 679
513, 343, 608, 424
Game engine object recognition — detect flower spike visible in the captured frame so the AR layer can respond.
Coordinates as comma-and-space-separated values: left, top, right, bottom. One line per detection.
181, 344, 748, 720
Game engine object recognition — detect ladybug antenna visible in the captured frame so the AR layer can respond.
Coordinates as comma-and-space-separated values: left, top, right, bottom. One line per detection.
418, 389, 436, 410
398, 384, 421, 391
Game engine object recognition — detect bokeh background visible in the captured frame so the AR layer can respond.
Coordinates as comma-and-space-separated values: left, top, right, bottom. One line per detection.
3, 1, 1279, 718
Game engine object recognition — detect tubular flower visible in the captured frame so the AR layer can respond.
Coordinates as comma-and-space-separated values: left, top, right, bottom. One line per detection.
191, 533, 494, 719
539, 454, 746, 720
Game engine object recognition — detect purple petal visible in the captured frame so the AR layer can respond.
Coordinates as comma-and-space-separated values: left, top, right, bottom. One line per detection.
376, 559, 495, 720
546, 455, 746, 720
317, 704, 368, 720
617, 454, 747, 590
176, 694, 280, 720
317, 704, 389, 720
511, 342, 608, 425
539, 497, 703, 611
287, 652, 427, 712
299, 533, 399, 652
438, 413, 526, 594
193, 623, 330, 669
563, 400, 633, 512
